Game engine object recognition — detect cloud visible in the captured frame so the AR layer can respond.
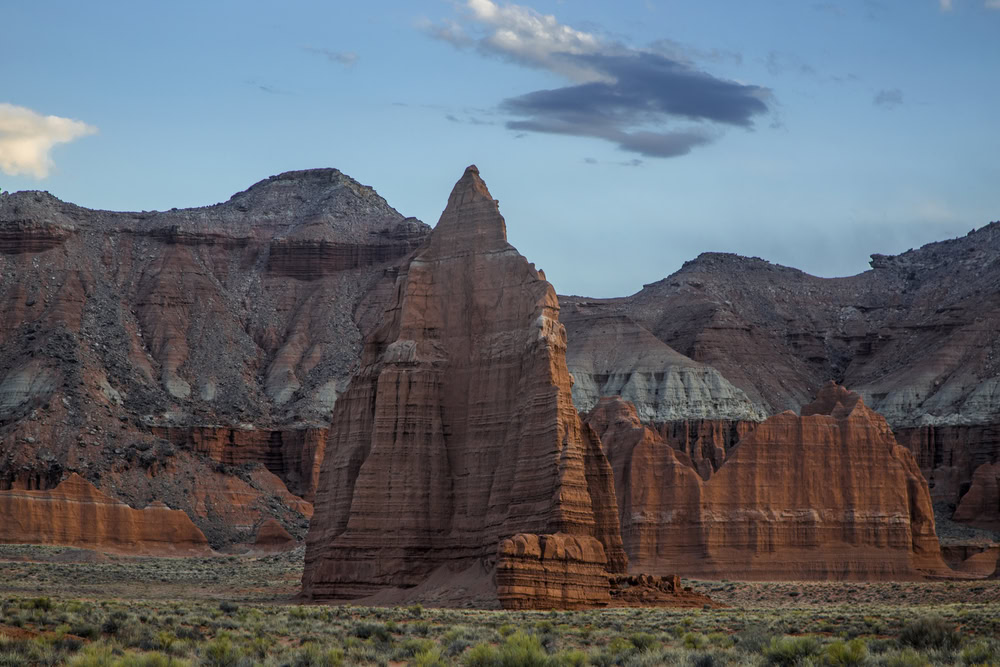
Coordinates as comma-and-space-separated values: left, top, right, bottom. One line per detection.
0, 103, 96, 179
303, 47, 358, 66
986, 0, 1000, 8
940, 0, 953, 10
873, 88, 904, 109
427, 0, 771, 158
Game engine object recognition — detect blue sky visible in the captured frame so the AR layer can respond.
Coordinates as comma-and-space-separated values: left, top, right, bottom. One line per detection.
2, 0, 998, 297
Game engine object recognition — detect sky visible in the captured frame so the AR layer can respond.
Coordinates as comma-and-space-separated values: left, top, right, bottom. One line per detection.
2, 0, 998, 297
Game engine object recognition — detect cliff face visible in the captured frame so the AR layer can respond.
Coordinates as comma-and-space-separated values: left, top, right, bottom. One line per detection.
587, 384, 949, 580
563, 223, 1000, 534
302, 167, 626, 607
593, 224, 1000, 427
0, 474, 211, 555
561, 309, 766, 423
0, 171, 430, 546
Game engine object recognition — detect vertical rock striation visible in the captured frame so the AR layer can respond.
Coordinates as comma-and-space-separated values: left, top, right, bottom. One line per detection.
587, 383, 950, 580
302, 166, 626, 607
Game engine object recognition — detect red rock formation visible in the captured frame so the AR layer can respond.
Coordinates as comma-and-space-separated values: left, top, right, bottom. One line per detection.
586, 397, 704, 570
953, 462, 1000, 531
152, 426, 326, 501
253, 518, 297, 552
0, 171, 429, 547
652, 418, 756, 480
496, 533, 612, 610
588, 384, 950, 580
302, 166, 626, 606
894, 424, 1000, 508
941, 544, 999, 577
0, 474, 210, 555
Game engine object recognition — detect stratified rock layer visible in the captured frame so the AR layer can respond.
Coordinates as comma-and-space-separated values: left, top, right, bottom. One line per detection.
496, 533, 611, 610
302, 167, 626, 606
253, 518, 297, 552
588, 384, 949, 580
0, 474, 210, 555
562, 309, 766, 422
0, 171, 430, 546
953, 462, 1000, 531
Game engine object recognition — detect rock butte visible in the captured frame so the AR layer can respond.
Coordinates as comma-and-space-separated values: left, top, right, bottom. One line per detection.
1, 166, 998, 568
302, 166, 634, 609
587, 383, 951, 580
0, 474, 210, 555
253, 518, 298, 553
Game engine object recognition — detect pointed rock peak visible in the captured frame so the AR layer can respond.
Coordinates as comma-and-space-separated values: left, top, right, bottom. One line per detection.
446, 165, 497, 209
430, 165, 507, 250
801, 381, 864, 418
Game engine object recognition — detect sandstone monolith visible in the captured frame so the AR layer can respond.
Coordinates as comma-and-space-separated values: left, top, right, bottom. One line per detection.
302, 166, 626, 607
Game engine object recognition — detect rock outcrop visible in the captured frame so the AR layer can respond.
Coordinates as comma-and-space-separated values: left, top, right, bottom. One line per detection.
151, 426, 327, 501
252, 518, 297, 552
561, 309, 766, 423
587, 384, 950, 579
302, 166, 626, 607
562, 223, 1000, 534
0, 474, 211, 555
496, 533, 613, 610
953, 462, 1000, 531
0, 171, 431, 546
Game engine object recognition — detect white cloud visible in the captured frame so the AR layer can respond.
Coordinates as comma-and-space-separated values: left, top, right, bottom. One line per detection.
939, 0, 953, 10
986, 0, 1000, 9
0, 103, 96, 179
430, 0, 611, 82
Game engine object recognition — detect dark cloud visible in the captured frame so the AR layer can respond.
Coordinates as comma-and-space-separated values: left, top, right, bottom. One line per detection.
303, 47, 358, 67
445, 113, 494, 126
648, 38, 743, 67
244, 79, 293, 96
873, 88, 904, 109
500, 51, 766, 157
427, 0, 772, 159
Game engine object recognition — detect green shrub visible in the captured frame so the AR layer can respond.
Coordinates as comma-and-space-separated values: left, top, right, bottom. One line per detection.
961, 639, 999, 666
464, 642, 500, 666
202, 632, 243, 667
883, 648, 930, 667
735, 626, 774, 653
353, 622, 392, 643
499, 631, 551, 667
289, 643, 344, 667
67, 644, 115, 667
899, 617, 962, 652
629, 632, 659, 652
553, 649, 589, 666
762, 636, 822, 666
823, 638, 868, 666
414, 645, 448, 667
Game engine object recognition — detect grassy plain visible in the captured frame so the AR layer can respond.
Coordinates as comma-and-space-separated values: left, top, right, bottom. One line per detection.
1, 544, 998, 666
